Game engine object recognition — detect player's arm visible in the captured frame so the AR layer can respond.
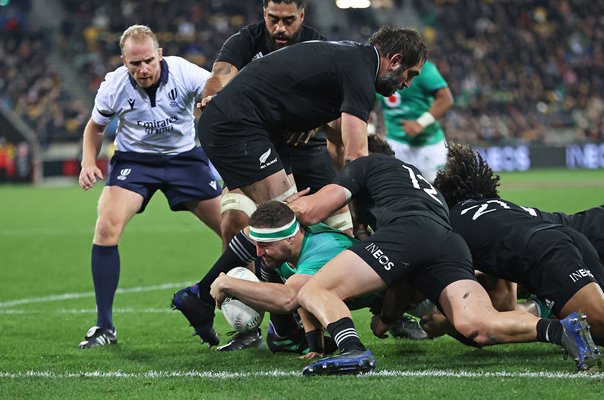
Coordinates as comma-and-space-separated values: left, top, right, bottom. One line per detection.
298, 307, 325, 359
199, 61, 239, 109
404, 87, 454, 137
285, 184, 350, 227
325, 113, 369, 168
79, 118, 106, 190
371, 279, 418, 338
340, 112, 369, 164
210, 272, 311, 313
371, 102, 387, 140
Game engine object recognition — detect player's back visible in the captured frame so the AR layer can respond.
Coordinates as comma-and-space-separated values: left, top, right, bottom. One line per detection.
211, 40, 378, 135
450, 198, 559, 275
337, 154, 450, 230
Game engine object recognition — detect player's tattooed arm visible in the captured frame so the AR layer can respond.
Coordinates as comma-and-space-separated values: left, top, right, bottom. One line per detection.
199, 62, 239, 109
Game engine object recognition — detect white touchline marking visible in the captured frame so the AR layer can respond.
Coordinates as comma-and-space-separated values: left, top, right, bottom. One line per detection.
0, 369, 603, 379
0, 282, 192, 308
0, 308, 175, 315
0, 225, 206, 236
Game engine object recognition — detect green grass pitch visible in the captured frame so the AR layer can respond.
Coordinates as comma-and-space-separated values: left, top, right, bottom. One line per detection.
1, 169, 603, 399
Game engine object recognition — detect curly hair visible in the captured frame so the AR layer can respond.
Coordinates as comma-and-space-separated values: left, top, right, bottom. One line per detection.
367, 134, 395, 156
433, 142, 500, 208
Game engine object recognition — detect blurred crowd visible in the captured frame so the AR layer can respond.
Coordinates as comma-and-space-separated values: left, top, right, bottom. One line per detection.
0, 1, 89, 148
1, 0, 603, 149
417, 0, 604, 145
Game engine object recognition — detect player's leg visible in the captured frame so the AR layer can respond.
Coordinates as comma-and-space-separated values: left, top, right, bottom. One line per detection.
185, 196, 221, 237
240, 169, 296, 204
290, 141, 354, 235
163, 146, 223, 238
298, 250, 383, 375
522, 227, 604, 344
172, 229, 257, 346
437, 279, 601, 370
559, 283, 604, 344
80, 185, 143, 348
413, 139, 448, 183
219, 188, 257, 249
476, 273, 518, 312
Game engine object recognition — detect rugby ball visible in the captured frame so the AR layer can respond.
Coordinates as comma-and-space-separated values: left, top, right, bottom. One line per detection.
221, 267, 265, 333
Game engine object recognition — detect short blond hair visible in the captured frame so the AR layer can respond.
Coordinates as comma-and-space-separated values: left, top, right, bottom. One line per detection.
119, 25, 159, 55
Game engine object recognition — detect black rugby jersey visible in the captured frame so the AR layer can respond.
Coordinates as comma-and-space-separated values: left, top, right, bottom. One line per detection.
211, 40, 379, 137
334, 153, 450, 231
536, 205, 604, 260
449, 198, 560, 279
215, 21, 327, 146
216, 21, 325, 70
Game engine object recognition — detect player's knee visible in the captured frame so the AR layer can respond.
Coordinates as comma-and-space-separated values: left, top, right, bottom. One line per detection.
452, 320, 488, 347
297, 285, 316, 311
220, 192, 257, 217
94, 218, 123, 244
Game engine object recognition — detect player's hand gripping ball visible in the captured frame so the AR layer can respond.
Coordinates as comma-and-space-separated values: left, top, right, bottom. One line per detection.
221, 267, 265, 332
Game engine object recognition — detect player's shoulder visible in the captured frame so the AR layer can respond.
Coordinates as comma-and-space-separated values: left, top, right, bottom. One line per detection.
234, 21, 265, 41
299, 24, 327, 41
101, 65, 129, 85
417, 60, 447, 85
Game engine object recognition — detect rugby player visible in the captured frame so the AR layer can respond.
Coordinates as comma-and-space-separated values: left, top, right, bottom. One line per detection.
285, 135, 600, 375
431, 142, 604, 345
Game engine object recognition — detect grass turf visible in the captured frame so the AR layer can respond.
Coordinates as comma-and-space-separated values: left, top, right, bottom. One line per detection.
1, 169, 603, 399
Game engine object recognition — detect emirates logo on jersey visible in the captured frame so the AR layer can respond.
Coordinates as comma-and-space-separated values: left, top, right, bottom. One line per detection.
384, 92, 401, 108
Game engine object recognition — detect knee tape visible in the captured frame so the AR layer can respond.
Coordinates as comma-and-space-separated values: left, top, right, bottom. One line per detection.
270, 185, 298, 203
323, 210, 353, 232
220, 192, 257, 217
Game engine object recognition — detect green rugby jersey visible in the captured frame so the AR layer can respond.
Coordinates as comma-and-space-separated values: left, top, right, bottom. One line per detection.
274, 224, 382, 310
377, 60, 448, 146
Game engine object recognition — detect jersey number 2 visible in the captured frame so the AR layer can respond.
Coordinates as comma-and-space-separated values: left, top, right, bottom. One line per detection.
402, 165, 443, 205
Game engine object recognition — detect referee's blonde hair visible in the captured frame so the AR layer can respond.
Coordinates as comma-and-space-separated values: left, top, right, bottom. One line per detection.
119, 25, 160, 54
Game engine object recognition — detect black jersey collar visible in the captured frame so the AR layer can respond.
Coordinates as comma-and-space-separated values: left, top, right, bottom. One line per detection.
128, 58, 169, 88
373, 46, 380, 82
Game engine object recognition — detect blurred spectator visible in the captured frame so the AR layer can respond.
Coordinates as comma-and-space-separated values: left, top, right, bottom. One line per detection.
416, 0, 604, 145
339, 0, 604, 145
4, 0, 604, 148
0, 2, 88, 148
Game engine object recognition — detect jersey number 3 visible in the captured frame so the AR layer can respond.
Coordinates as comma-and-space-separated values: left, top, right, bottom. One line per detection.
402, 165, 443, 205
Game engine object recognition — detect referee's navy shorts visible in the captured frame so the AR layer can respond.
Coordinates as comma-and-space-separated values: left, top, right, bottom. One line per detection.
106, 146, 221, 213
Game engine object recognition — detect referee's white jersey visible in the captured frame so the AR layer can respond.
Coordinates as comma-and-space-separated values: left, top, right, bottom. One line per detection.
91, 56, 210, 155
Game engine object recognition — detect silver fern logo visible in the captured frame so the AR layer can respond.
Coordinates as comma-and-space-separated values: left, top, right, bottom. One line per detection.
259, 148, 277, 170
117, 168, 131, 181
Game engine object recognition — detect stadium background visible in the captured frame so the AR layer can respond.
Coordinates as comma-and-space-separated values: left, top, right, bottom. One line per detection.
0, 0, 603, 183
1, 2, 604, 397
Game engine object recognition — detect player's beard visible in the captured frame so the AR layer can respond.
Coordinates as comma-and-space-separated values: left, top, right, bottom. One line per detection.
375, 69, 402, 97
267, 29, 301, 51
